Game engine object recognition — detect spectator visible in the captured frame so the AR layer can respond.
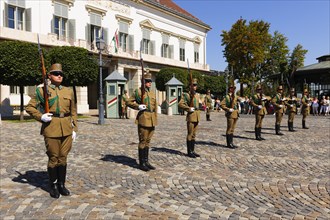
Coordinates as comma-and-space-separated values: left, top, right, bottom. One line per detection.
312, 97, 319, 116
319, 96, 327, 116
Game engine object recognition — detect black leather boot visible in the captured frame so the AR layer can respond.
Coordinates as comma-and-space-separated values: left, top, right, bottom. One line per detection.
138, 148, 149, 171
258, 128, 265, 140
230, 134, 237, 149
187, 141, 196, 158
206, 115, 211, 121
47, 167, 60, 198
289, 122, 295, 132
275, 125, 283, 135
57, 165, 70, 196
226, 134, 231, 148
255, 127, 261, 140
288, 121, 291, 131
302, 120, 309, 129
144, 147, 155, 170
191, 140, 200, 157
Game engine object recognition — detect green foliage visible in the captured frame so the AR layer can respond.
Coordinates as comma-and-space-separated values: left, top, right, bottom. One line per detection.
202, 75, 226, 96
0, 41, 41, 86
155, 68, 186, 91
46, 46, 98, 86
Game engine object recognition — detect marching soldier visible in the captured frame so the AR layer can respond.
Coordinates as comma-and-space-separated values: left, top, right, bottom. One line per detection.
250, 84, 269, 140
178, 78, 201, 158
301, 88, 311, 129
204, 89, 212, 121
220, 82, 239, 148
286, 88, 298, 131
121, 90, 129, 119
26, 63, 77, 198
126, 72, 157, 171
271, 85, 286, 135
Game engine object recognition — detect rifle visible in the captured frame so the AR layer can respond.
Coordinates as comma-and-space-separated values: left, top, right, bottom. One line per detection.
37, 34, 49, 113
187, 59, 194, 107
140, 44, 145, 105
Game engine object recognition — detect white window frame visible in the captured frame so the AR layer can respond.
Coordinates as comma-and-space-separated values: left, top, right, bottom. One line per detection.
8, 4, 25, 30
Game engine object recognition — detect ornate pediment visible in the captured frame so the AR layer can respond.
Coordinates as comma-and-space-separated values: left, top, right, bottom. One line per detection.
115, 14, 133, 24
139, 19, 155, 30
193, 36, 201, 44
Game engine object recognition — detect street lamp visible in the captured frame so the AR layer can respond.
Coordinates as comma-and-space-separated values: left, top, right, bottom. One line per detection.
225, 66, 229, 94
96, 38, 106, 125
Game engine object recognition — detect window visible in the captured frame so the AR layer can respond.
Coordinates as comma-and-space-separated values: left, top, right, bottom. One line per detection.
194, 43, 200, 63
108, 85, 116, 95
10, 86, 20, 94
53, 2, 69, 40
141, 29, 154, 55
161, 43, 169, 58
54, 16, 67, 39
91, 25, 101, 43
119, 32, 128, 52
179, 39, 185, 61
7, 5, 25, 30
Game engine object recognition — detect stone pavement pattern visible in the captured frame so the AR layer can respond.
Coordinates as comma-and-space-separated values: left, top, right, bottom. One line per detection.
0, 113, 329, 219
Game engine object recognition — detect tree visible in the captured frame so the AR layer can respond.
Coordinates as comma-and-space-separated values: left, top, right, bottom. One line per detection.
0, 41, 41, 120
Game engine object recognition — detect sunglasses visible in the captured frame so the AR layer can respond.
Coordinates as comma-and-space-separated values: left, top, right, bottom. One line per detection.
51, 72, 63, 77
145, 80, 152, 83
193, 84, 197, 86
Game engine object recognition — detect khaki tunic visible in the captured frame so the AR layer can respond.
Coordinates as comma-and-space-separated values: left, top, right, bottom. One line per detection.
271, 93, 285, 125
301, 95, 310, 121
250, 93, 268, 128
204, 94, 212, 116
179, 92, 201, 141
126, 88, 157, 149
286, 96, 297, 122
26, 84, 77, 167
220, 93, 239, 134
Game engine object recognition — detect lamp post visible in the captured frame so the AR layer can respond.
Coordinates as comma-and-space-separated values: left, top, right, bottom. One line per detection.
225, 66, 229, 94
96, 38, 106, 125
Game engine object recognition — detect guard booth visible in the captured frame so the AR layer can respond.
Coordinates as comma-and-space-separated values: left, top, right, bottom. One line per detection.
165, 76, 183, 115
104, 69, 127, 118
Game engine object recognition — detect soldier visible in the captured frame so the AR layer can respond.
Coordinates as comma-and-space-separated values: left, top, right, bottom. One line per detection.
250, 84, 269, 140
126, 72, 157, 171
220, 82, 239, 148
121, 90, 129, 119
26, 63, 77, 199
286, 88, 298, 132
271, 85, 286, 135
204, 89, 212, 121
178, 78, 201, 158
301, 88, 311, 129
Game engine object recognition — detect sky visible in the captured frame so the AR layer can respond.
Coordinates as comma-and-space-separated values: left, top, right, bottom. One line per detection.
173, 0, 330, 71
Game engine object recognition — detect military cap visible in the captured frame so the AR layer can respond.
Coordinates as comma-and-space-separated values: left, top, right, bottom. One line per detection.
207, 89, 211, 93
144, 72, 152, 81
290, 88, 295, 92
49, 63, 63, 73
277, 85, 283, 91
228, 82, 236, 89
124, 89, 127, 93
303, 89, 308, 93
256, 84, 262, 90
192, 78, 198, 85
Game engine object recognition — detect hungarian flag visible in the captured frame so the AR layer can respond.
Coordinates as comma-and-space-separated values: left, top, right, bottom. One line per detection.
112, 29, 119, 53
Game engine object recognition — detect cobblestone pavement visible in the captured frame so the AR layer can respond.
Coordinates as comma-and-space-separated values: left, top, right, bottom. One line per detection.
1, 112, 329, 220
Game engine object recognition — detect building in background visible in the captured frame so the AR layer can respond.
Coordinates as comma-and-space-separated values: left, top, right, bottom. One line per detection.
0, 0, 211, 116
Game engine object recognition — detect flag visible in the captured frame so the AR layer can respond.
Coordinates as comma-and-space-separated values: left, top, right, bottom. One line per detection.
111, 29, 119, 53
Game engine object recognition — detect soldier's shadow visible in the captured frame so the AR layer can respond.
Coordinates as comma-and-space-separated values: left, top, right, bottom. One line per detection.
151, 147, 185, 156
100, 154, 139, 169
221, 134, 255, 140
12, 170, 49, 192
245, 130, 274, 135
195, 141, 227, 148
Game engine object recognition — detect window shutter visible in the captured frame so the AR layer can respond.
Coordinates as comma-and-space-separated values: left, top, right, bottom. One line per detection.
51, 17, 54, 33
119, 21, 128, 34
4, 3, 8, 27
68, 19, 76, 41
85, 23, 91, 43
169, 45, 174, 59
162, 34, 169, 44
142, 28, 150, 40
150, 40, 155, 55
128, 35, 134, 51
54, 2, 68, 18
8, 0, 25, 8
25, 8, 31, 31
90, 13, 101, 26
194, 43, 199, 52
179, 39, 185, 49
103, 27, 108, 45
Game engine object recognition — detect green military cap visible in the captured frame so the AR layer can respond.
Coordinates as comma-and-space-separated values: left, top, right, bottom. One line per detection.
49, 63, 63, 73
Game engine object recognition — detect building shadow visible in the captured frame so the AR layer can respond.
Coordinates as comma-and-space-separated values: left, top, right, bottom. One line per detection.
100, 154, 138, 169
12, 170, 49, 193
151, 147, 185, 156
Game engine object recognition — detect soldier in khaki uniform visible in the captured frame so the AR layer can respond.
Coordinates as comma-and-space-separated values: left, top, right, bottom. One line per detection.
271, 85, 286, 135
204, 89, 212, 121
301, 88, 311, 129
220, 82, 239, 148
26, 63, 77, 199
121, 90, 129, 119
178, 78, 201, 158
126, 72, 157, 171
250, 84, 269, 140
286, 88, 298, 132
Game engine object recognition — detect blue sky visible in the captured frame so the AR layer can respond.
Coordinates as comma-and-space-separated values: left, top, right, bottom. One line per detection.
173, 0, 330, 71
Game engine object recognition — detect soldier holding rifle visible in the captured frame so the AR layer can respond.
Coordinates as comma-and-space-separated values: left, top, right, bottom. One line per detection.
250, 84, 269, 140
220, 81, 239, 149
271, 85, 286, 135
301, 88, 311, 129
204, 89, 212, 121
286, 88, 298, 132
26, 63, 77, 199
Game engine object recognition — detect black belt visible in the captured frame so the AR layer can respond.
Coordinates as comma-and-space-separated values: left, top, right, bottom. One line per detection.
50, 112, 71, 118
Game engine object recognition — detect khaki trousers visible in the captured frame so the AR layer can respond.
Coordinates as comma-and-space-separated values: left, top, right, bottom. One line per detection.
275, 112, 283, 125
288, 112, 295, 123
226, 117, 238, 134
187, 121, 199, 141
138, 125, 155, 149
255, 114, 264, 128
45, 135, 72, 168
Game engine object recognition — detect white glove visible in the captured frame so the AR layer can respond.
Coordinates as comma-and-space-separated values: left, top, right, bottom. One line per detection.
290, 104, 293, 107
229, 108, 234, 112
308, 103, 311, 106
189, 107, 195, 112
258, 105, 262, 109
262, 98, 268, 101
138, 104, 146, 111
41, 113, 53, 123
279, 105, 283, 108
292, 98, 296, 101
282, 98, 287, 101
72, 131, 76, 142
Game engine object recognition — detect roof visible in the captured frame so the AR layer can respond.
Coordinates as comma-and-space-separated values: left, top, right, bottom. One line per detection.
296, 61, 330, 72
143, 0, 211, 30
104, 70, 127, 81
165, 76, 183, 86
